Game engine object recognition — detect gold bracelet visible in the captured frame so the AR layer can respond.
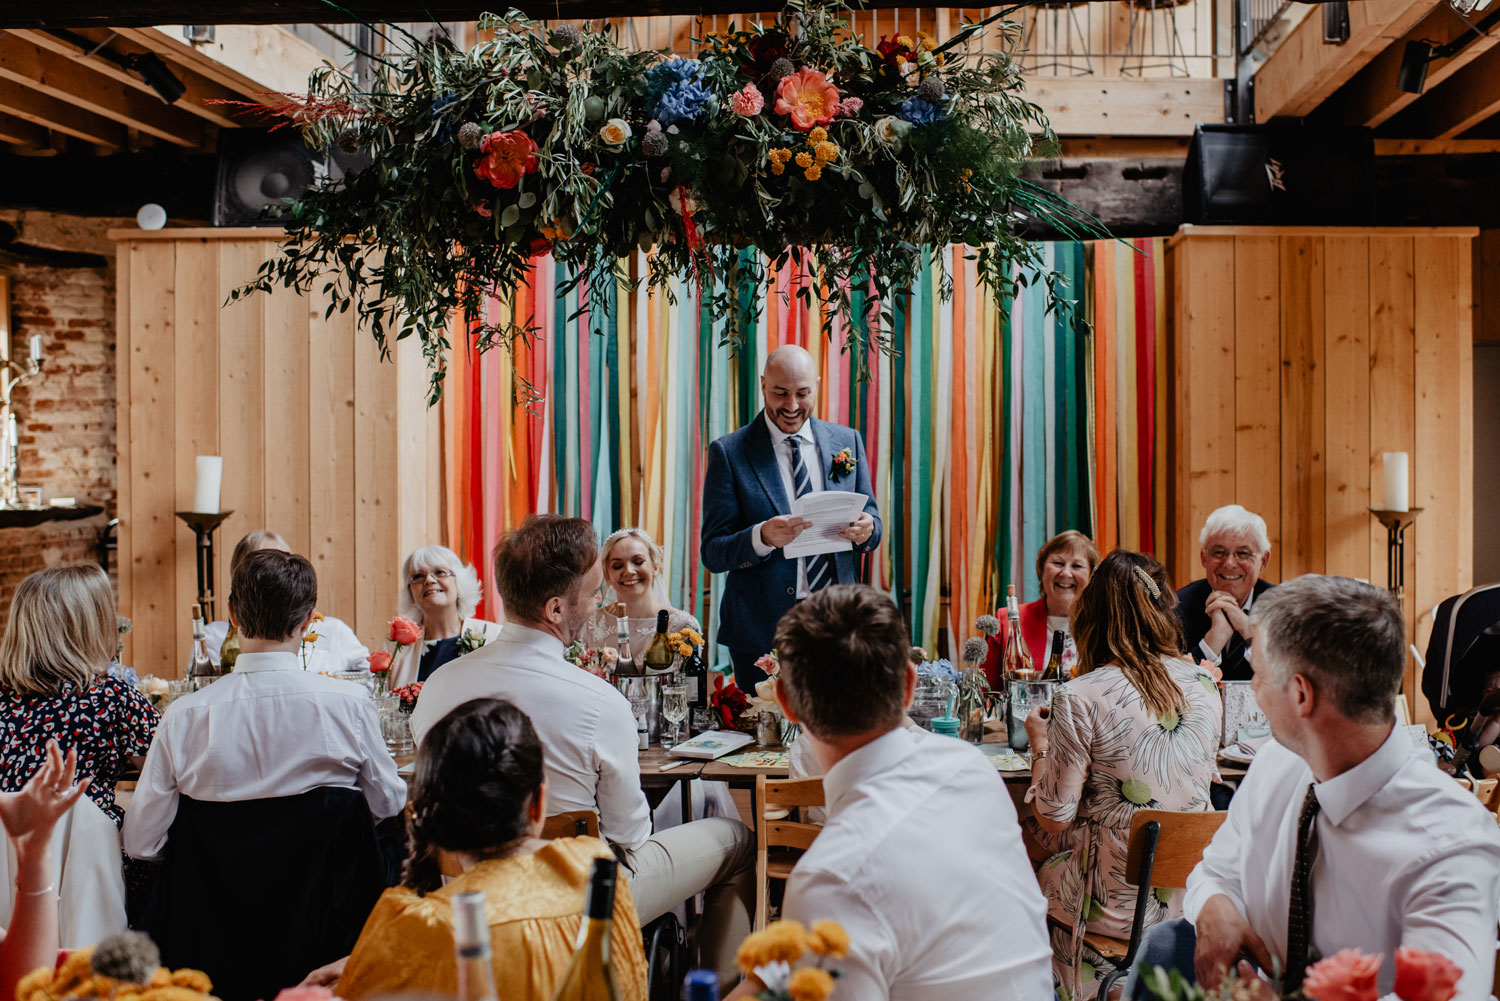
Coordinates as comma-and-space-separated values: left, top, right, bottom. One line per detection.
16, 882, 54, 897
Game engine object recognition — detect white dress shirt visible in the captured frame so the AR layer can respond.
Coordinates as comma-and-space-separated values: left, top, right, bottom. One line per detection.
123, 652, 406, 861
749, 412, 824, 598
783, 727, 1053, 1001
408, 622, 652, 849
1184, 724, 1500, 1001
202, 616, 370, 674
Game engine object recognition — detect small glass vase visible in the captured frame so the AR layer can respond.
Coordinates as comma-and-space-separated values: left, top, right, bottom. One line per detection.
956, 668, 990, 744
372, 672, 390, 698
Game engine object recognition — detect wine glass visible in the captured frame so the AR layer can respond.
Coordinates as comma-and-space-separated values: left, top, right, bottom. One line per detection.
661, 683, 689, 747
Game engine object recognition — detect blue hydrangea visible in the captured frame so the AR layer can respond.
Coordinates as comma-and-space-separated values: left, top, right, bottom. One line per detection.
108, 661, 139, 687
645, 57, 713, 127
899, 93, 946, 126
917, 658, 959, 684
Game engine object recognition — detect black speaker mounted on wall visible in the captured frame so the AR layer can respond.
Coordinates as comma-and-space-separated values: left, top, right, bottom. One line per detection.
1184, 124, 1375, 226
213, 129, 369, 227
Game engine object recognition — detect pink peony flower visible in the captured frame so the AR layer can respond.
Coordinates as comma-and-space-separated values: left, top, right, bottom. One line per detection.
730, 83, 765, 117
755, 652, 779, 676
1394, 949, 1463, 1001
367, 650, 393, 675
473, 129, 539, 189
1302, 950, 1383, 1001
838, 96, 864, 116
389, 616, 423, 646
774, 68, 840, 131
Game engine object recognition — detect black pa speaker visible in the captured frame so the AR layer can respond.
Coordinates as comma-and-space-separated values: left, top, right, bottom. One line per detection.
213, 129, 369, 227
1184, 124, 1375, 226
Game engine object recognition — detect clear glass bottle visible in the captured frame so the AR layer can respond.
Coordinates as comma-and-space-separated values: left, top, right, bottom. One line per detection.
453, 891, 500, 1001
548, 858, 621, 1001
189, 603, 215, 680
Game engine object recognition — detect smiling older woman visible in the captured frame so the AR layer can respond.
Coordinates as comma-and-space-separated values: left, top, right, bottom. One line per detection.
388, 546, 504, 688
983, 530, 1102, 687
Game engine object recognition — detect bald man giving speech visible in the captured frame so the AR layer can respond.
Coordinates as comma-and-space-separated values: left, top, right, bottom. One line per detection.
701, 346, 883, 689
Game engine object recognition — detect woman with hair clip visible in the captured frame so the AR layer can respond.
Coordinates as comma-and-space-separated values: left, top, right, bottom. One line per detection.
326, 698, 647, 1000
577, 528, 701, 677
1022, 551, 1223, 1001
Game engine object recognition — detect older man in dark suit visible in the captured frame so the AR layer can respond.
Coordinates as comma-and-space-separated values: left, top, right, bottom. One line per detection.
1176, 504, 1277, 681
701, 345, 883, 689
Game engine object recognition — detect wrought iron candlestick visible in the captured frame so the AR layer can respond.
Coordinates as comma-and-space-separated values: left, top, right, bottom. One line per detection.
0, 344, 42, 509
1370, 507, 1423, 601
175, 510, 234, 622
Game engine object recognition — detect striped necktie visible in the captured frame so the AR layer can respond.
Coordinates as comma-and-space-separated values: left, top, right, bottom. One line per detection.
787, 436, 831, 593
1283, 785, 1321, 994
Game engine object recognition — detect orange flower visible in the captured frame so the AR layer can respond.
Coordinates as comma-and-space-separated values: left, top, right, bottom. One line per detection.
774, 68, 840, 131
788, 968, 836, 1001
473, 130, 539, 189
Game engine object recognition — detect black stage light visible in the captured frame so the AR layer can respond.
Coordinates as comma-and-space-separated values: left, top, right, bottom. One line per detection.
1398, 40, 1434, 94
126, 52, 186, 104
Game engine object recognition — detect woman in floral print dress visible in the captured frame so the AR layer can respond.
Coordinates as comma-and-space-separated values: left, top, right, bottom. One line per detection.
1024, 551, 1222, 1001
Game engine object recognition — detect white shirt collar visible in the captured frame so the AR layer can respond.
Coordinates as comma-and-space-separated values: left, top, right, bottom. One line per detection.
232, 651, 302, 673
763, 410, 814, 449
1312, 721, 1406, 826
500, 620, 567, 658
823, 726, 919, 818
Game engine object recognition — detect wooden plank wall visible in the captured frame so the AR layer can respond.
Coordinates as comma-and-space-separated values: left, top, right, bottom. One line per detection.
1166, 226, 1475, 723
114, 230, 441, 678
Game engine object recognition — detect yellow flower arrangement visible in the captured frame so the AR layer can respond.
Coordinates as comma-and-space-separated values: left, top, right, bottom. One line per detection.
794, 151, 814, 169
803, 166, 822, 182
808, 919, 850, 959
737, 919, 847, 1001
18, 943, 219, 1001
813, 141, 839, 163
809, 126, 827, 144
737, 920, 809, 971
768, 147, 793, 176
788, 968, 836, 1001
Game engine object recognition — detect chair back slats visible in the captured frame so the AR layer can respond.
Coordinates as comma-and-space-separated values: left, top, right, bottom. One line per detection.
1124, 809, 1227, 888
755, 775, 827, 930
763, 777, 827, 809
767, 821, 821, 852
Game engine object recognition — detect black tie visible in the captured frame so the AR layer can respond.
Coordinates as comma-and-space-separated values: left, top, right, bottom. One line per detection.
1283, 785, 1321, 994
787, 437, 831, 593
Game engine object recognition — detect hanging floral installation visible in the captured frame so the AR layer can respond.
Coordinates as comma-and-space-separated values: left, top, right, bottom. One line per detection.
232, 1, 1103, 401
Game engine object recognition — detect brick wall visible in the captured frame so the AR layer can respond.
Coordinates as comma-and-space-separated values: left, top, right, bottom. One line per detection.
0, 212, 121, 620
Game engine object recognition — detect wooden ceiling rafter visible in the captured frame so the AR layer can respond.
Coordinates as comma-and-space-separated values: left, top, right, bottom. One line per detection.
0, 33, 204, 146
0, 109, 47, 146
1401, 43, 1500, 137
0, 76, 126, 147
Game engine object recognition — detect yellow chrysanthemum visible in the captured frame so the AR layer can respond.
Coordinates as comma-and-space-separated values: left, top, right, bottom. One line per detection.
814, 140, 839, 162
808, 919, 851, 958
167, 970, 213, 994
916, 30, 937, 50
769, 147, 793, 164
16, 968, 54, 1001
735, 920, 808, 972
809, 126, 827, 144
896, 34, 914, 48
794, 151, 814, 168
771, 162, 785, 175
304, 632, 319, 644
789, 967, 836, 1001
803, 166, 822, 181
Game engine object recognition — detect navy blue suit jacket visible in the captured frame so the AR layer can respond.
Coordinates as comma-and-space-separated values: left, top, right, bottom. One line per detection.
700, 411, 883, 656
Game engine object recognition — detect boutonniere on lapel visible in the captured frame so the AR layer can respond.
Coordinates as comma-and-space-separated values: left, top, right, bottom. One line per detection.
457, 627, 489, 656
831, 447, 857, 481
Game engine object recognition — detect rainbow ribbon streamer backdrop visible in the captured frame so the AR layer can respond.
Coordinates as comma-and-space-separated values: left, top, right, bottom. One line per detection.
441, 239, 1165, 661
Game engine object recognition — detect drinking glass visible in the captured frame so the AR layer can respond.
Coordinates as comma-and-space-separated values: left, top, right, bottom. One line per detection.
661, 683, 689, 746
167, 678, 194, 704
381, 708, 414, 755
373, 694, 399, 715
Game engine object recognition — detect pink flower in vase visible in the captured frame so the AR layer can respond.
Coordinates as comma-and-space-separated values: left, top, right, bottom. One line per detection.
1394, 949, 1463, 1001
1302, 950, 1383, 1001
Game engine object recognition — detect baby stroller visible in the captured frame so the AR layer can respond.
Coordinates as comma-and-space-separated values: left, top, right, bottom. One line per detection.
1422, 583, 1500, 777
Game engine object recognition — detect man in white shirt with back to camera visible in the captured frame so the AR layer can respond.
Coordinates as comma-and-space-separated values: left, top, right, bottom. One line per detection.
728, 583, 1053, 1001
410, 513, 754, 988
124, 549, 406, 861
1125, 574, 1500, 1001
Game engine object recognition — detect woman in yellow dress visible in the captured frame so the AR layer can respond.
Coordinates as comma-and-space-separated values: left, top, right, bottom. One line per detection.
333, 698, 648, 1001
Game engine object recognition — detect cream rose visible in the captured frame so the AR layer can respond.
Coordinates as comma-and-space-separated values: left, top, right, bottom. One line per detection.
873, 115, 910, 149
599, 118, 632, 148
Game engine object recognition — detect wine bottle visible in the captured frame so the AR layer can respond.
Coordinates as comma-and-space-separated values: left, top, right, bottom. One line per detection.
548, 858, 622, 1001
453, 891, 500, 1001
683, 970, 719, 1001
614, 613, 634, 672
682, 645, 708, 733
1002, 585, 1036, 682
641, 609, 674, 675
1044, 630, 1064, 681
189, 604, 215, 679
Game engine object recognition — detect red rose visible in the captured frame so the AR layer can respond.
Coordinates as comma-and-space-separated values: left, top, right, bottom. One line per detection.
368, 650, 393, 675
473, 130, 539, 190
1394, 949, 1463, 1001
1303, 950, 1383, 1001
389, 616, 423, 645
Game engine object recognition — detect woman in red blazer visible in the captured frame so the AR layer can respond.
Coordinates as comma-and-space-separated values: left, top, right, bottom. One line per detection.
983, 530, 1101, 687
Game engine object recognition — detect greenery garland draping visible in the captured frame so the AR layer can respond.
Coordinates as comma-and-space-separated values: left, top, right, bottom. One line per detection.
233, 1, 1102, 400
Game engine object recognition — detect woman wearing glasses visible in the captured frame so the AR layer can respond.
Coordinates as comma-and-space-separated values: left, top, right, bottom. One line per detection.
389, 545, 504, 687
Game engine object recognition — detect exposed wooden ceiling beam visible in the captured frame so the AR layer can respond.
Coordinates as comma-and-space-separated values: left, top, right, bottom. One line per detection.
0, 110, 47, 146
0, 77, 125, 147
1254, 0, 1444, 120
1373, 138, 1500, 154
1323, 5, 1500, 127
1406, 43, 1500, 137
114, 25, 338, 105
8, 29, 243, 130
1024, 77, 1223, 137
0, 34, 203, 146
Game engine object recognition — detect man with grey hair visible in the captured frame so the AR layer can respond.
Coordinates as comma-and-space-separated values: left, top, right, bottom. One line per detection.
1126, 575, 1500, 1001
1176, 504, 1276, 679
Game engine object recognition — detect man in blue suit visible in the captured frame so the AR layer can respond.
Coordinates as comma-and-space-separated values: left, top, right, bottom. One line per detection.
701, 345, 883, 689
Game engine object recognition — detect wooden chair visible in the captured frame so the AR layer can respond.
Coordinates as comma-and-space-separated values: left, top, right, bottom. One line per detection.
541, 810, 601, 840
1472, 778, 1499, 810
1086, 810, 1228, 1000
754, 775, 825, 930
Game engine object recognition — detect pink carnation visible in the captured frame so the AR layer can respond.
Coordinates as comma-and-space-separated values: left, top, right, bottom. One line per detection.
1394, 949, 1463, 1001
838, 96, 864, 116
1303, 950, 1383, 1001
730, 83, 764, 117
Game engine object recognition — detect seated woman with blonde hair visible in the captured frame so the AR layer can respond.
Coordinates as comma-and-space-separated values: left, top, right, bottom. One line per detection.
577, 528, 701, 676
1023, 551, 1221, 1000
330, 698, 647, 1001
389, 545, 502, 688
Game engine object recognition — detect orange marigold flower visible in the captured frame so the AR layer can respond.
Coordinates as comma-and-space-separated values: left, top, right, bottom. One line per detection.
808, 919, 850, 958
794, 151, 814, 168
774, 68, 840, 131
771, 162, 785, 175
789, 968, 836, 1001
814, 140, 839, 162
803, 166, 822, 181
809, 126, 828, 144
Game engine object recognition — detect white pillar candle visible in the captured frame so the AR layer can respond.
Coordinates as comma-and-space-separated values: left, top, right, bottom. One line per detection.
192, 455, 223, 513
1382, 451, 1409, 512
28, 334, 41, 364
